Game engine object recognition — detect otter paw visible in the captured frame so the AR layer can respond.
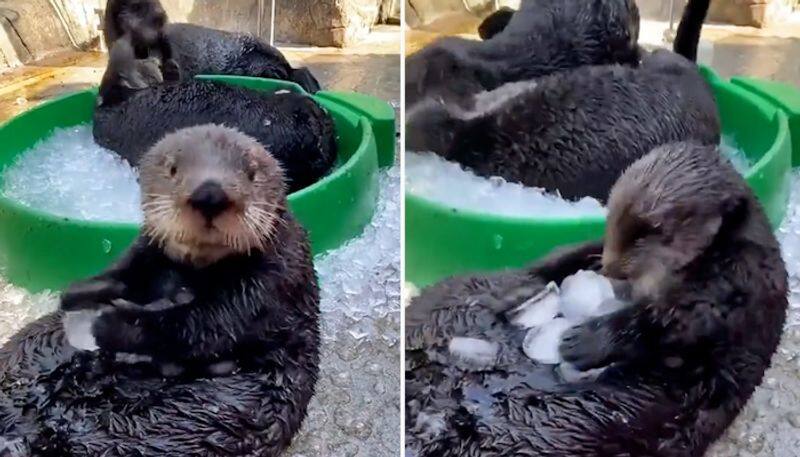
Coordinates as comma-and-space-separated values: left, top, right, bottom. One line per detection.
91, 311, 143, 353
162, 59, 181, 83
558, 321, 614, 370
61, 278, 126, 311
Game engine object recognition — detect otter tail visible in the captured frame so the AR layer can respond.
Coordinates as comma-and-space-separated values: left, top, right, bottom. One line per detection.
673, 0, 711, 61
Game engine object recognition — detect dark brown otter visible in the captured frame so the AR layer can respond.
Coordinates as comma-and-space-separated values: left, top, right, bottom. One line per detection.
94, 35, 337, 193
405, 142, 787, 456
0, 125, 320, 455
103, 0, 320, 92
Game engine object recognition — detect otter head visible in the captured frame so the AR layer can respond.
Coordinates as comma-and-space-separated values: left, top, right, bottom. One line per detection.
601, 142, 747, 300
405, 37, 490, 108
98, 37, 163, 106
112, 0, 167, 48
405, 98, 463, 157
139, 124, 287, 266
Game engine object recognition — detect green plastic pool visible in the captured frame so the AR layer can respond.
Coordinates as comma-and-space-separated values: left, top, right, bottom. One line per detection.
405, 69, 796, 288
0, 77, 396, 292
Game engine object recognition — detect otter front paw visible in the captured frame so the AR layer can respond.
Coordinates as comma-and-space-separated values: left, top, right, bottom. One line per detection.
559, 321, 615, 371
91, 310, 144, 353
162, 58, 181, 83
61, 278, 127, 311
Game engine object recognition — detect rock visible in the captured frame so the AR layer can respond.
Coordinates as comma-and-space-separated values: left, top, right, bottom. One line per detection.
274, 0, 382, 47
162, 0, 384, 47
380, 0, 402, 24
706, 0, 792, 28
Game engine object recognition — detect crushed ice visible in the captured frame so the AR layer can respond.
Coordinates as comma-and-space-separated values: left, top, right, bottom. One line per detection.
289, 164, 400, 456
406, 140, 749, 219
721, 134, 752, 175
0, 125, 142, 223
559, 270, 617, 320
405, 151, 607, 218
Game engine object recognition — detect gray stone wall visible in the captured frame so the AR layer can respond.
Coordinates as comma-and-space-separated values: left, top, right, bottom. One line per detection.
0, 0, 388, 72
0, 0, 103, 71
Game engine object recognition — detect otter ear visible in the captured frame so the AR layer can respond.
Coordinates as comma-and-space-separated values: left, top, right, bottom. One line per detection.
651, 205, 722, 268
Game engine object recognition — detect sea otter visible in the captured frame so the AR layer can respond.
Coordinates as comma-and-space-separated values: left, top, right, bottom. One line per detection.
103, 0, 320, 92
405, 142, 787, 456
94, 36, 337, 193
0, 125, 320, 456
406, 0, 641, 108
406, 48, 720, 203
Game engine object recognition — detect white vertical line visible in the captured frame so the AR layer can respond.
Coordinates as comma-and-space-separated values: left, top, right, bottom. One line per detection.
399, 0, 406, 452
270, 0, 276, 46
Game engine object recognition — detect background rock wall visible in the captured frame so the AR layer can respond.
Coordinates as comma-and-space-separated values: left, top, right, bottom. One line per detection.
0, 0, 396, 72
406, 0, 519, 28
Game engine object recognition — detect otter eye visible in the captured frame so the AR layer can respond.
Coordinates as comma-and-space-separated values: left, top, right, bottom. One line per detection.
169, 165, 177, 177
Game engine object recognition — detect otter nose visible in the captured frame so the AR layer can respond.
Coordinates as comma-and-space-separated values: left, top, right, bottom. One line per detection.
188, 181, 231, 221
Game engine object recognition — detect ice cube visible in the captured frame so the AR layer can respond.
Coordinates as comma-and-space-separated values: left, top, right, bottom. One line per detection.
449, 337, 499, 365
507, 282, 560, 328
559, 270, 616, 320
522, 318, 574, 365
63, 310, 102, 351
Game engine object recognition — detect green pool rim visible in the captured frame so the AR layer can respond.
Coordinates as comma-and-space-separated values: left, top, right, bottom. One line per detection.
0, 76, 394, 291
405, 73, 793, 287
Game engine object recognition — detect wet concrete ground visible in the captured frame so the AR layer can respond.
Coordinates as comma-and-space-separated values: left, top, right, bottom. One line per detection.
0, 26, 399, 457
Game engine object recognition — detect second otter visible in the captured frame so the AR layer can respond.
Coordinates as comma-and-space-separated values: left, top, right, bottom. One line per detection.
94, 36, 337, 192
103, 0, 321, 92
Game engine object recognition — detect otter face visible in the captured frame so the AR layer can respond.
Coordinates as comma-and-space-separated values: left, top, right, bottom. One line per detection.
139, 125, 287, 265
406, 38, 486, 107
117, 0, 167, 46
405, 99, 460, 156
601, 142, 744, 299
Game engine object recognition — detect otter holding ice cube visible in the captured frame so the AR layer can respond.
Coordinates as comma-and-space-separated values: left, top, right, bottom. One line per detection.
513, 268, 631, 369
60, 124, 319, 379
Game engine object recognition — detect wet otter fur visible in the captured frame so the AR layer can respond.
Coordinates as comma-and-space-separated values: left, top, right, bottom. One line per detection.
0, 125, 320, 456
406, 0, 641, 107
94, 37, 337, 193
104, 0, 320, 93
407, 49, 720, 202
405, 142, 788, 456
